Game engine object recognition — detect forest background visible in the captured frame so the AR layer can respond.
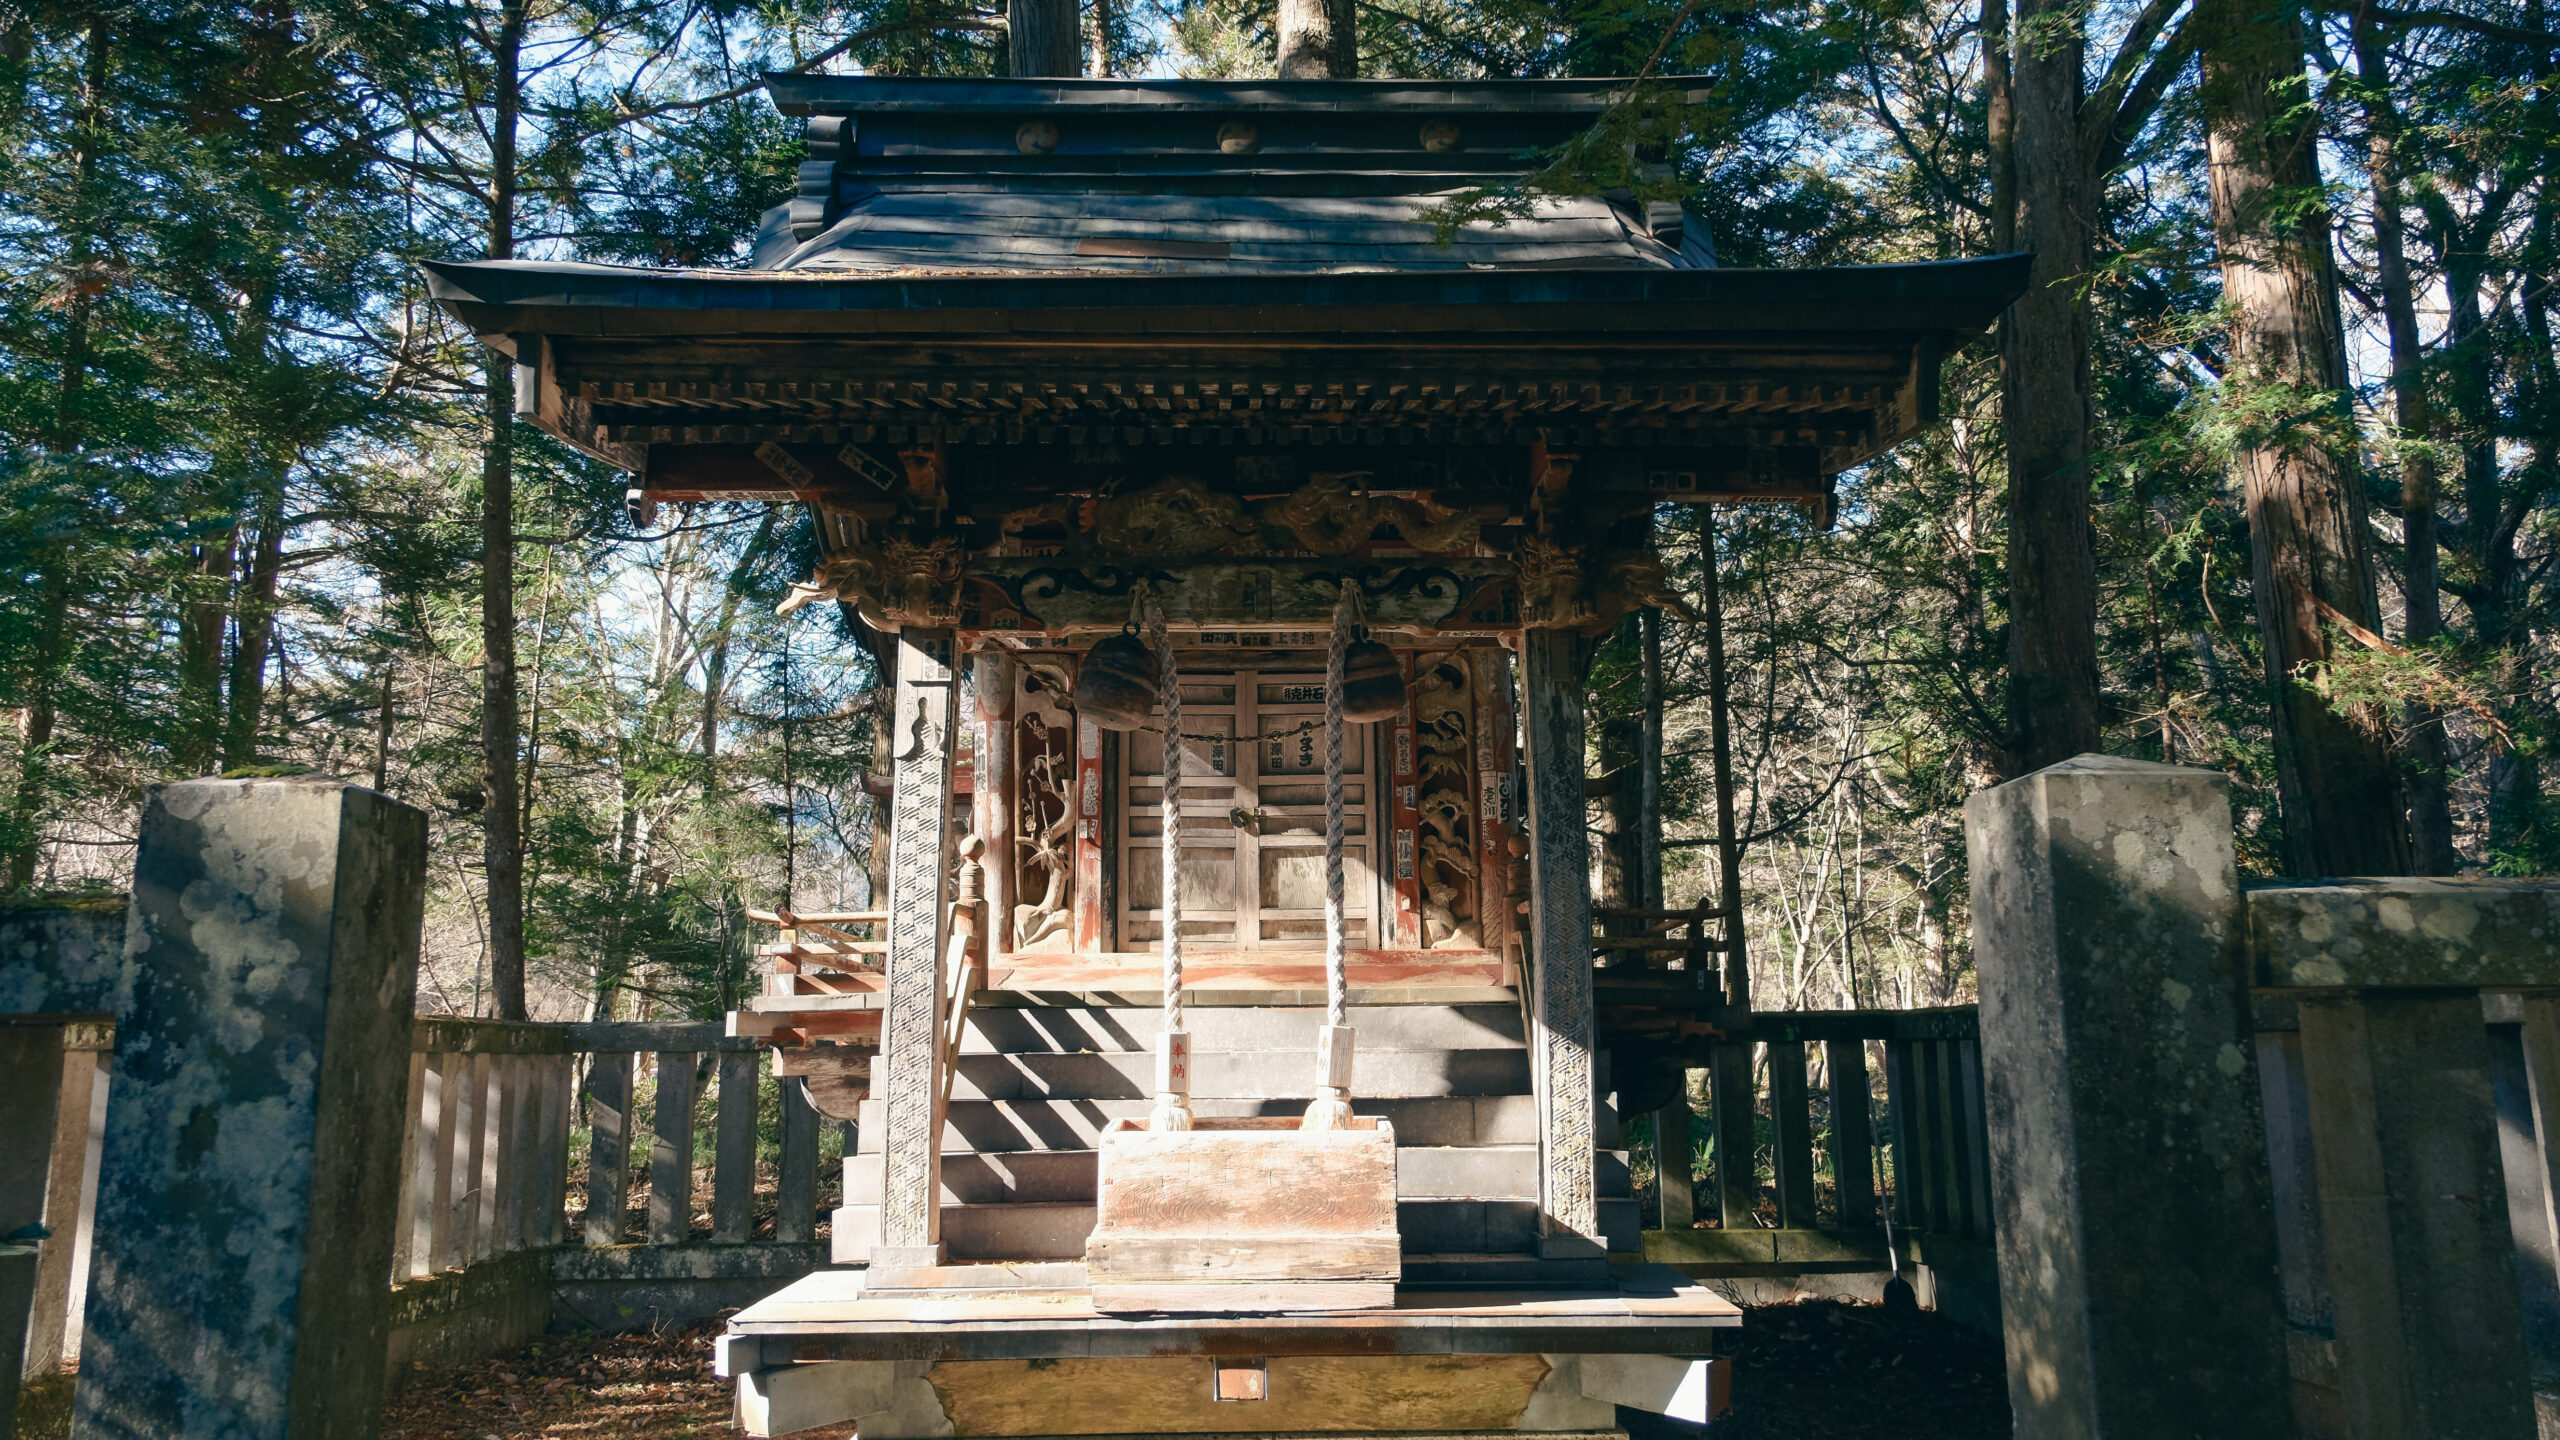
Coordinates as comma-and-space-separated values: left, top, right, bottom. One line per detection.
0, 0, 2551, 1023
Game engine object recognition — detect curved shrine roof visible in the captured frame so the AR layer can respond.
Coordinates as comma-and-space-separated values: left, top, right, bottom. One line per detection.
748, 76, 1720, 275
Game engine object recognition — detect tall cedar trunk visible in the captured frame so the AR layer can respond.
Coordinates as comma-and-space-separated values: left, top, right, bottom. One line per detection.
2352, 12, 2455, 872
1009, 0, 1079, 76
8, 20, 108, 891
2200, 0, 2411, 874
696, 511, 777, 767
175, 523, 237, 775
1277, 0, 1355, 77
1595, 714, 1641, 930
2447, 260, 2545, 859
1637, 606, 1665, 911
2000, 0, 2103, 773
1982, 0, 2015, 254
220, 482, 285, 771
481, 3, 530, 1020
1087, 0, 1116, 75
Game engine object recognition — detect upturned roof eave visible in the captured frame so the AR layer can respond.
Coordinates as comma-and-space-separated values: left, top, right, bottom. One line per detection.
420, 252, 2032, 347
759, 73, 1721, 116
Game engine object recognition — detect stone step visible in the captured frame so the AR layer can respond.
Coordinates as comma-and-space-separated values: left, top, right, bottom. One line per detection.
956, 1002, 1525, 1055
855, 1095, 1623, 1153
946, 1047, 1530, 1102
843, 1145, 1632, 1206
831, 1197, 1647, 1264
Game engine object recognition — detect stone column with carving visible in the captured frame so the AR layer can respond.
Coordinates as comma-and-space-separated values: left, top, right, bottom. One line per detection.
874, 629, 960, 1269
1518, 627, 1601, 1259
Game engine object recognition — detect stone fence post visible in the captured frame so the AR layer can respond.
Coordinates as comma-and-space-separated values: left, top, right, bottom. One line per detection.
72, 777, 425, 1440
1966, 755, 2295, 1439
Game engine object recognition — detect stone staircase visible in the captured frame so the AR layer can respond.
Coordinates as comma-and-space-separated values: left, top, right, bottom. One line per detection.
836, 999, 1641, 1272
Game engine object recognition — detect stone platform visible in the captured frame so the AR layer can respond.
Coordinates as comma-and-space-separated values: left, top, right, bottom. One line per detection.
718, 1265, 1739, 1438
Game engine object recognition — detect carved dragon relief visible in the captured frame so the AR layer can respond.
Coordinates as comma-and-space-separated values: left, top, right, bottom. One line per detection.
1009, 472, 1508, 562
1513, 536, 1703, 635
1010, 704, 1077, 953
1411, 652, 1483, 950
779, 534, 964, 631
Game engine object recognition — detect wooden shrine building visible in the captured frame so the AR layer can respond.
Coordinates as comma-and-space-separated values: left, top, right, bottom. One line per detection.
427, 73, 2020, 1439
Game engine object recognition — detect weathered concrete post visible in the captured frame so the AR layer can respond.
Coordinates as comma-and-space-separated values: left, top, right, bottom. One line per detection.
73, 777, 425, 1440
1966, 755, 2295, 1439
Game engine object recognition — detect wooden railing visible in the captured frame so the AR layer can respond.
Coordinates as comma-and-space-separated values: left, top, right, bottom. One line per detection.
1640, 1007, 1989, 1241
381, 1017, 832, 1281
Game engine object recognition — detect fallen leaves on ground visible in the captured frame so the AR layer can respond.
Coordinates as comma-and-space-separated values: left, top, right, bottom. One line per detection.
1710, 1300, 2010, 1439
378, 1314, 852, 1440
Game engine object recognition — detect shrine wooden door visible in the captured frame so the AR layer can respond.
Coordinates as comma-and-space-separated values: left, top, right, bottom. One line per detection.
1119, 670, 1384, 952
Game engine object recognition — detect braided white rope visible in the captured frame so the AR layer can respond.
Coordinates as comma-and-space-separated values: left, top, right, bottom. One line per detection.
1144, 592, 1193, 1130
1304, 582, 1358, 1131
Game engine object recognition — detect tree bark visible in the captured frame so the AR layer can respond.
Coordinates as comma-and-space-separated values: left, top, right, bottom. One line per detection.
1009, 0, 1080, 76
1277, 0, 1355, 77
2352, 11, 2455, 873
174, 522, 237, 777
220, 482, 285, 772
1637, 606, 1665, 911
1087, 0, 1117, 75
7, 18, 109, 892
1983, 0, 2015, 254
2000, 0, 2103, 773
482, 2, 530, 1021
2200, 0, 2411, 875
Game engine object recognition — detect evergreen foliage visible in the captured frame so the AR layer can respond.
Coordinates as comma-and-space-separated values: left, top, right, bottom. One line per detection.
0, 0, 2550, 1017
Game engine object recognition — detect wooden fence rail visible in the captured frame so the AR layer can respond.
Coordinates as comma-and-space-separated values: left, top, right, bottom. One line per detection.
1646, 1008, 1990, 1243
386, 1018, 829, 1282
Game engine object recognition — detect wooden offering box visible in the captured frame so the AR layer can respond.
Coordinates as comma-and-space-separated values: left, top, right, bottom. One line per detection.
1086, 1116, 1401, 1315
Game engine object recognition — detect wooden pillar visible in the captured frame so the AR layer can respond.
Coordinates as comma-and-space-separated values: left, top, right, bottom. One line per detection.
1072, 716, 1106, 953
1653, 1095, 1695, 1231
1768, 1040, 1817, 1228
972, 651, 1016, 956
1709, 1040, 1756, 1230
1828, 1039, 1878, 1228
1518, 627, 1600, 1256
1388, 654, 1421, 949
876, 628, 959, 1266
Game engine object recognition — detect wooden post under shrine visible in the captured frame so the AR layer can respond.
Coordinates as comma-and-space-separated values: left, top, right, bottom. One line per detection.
876, 628, 960, 1268
1519, 627, 1601, 1257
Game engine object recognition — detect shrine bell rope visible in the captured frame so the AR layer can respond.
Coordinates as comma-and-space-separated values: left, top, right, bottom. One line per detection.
1142, 587, 1194, 1132
1299, 582, 1361, 1130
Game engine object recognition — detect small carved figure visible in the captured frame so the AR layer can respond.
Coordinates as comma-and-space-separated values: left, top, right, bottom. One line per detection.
1514, 532, 1591, 629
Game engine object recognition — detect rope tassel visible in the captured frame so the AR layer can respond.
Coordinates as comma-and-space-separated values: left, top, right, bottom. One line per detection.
1303, 582, 1359, 1132
1144, 589, 1195, 1133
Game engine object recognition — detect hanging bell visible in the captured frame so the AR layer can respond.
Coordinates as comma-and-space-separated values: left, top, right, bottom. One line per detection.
1339, 637, 1406, 723
1072, 625, 1161, 731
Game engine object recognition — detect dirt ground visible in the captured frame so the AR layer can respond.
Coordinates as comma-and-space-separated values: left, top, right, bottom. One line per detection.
381, 1300, 2006, 1440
